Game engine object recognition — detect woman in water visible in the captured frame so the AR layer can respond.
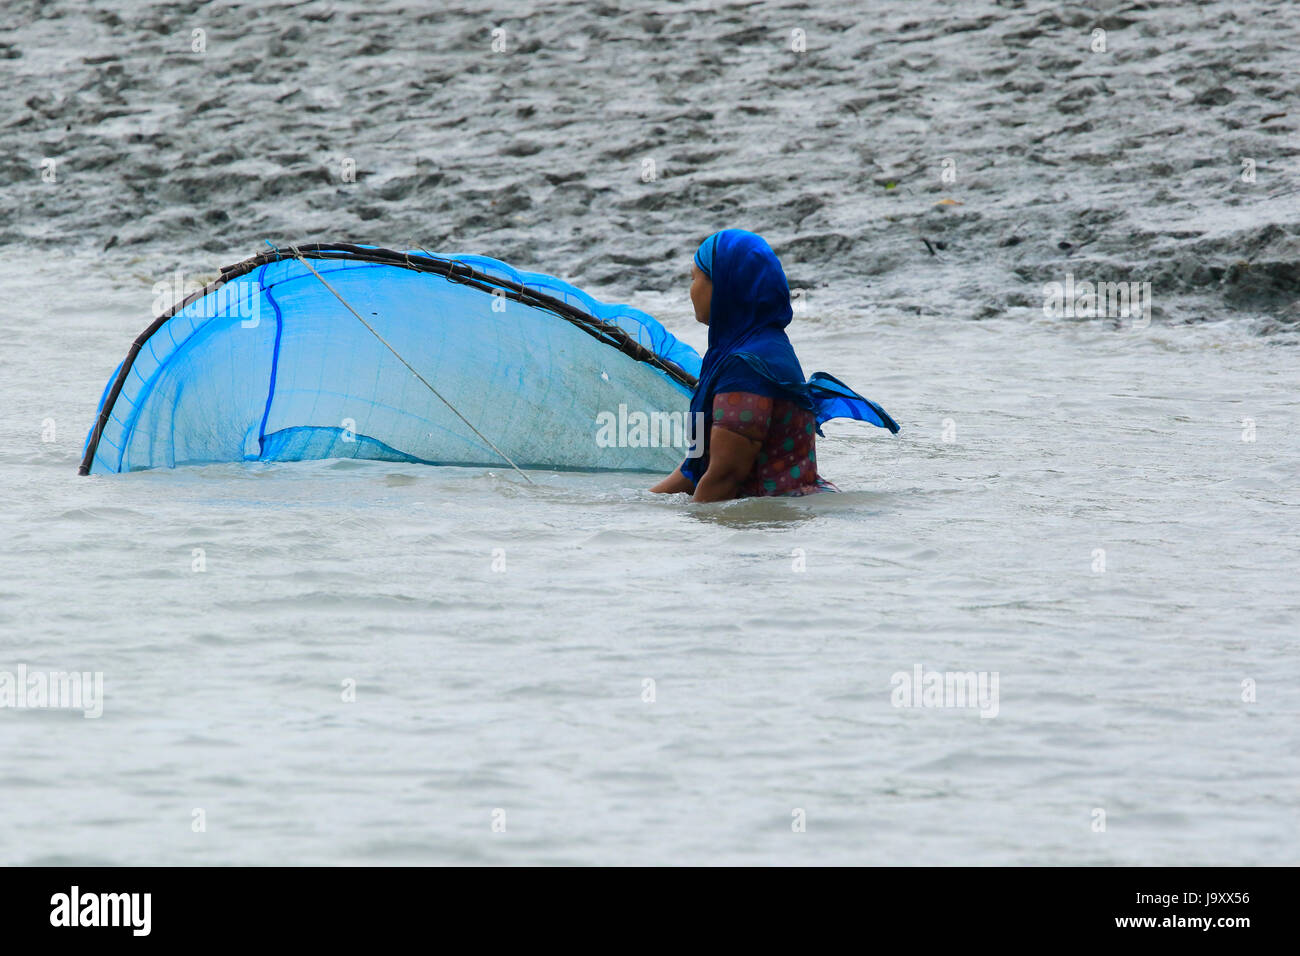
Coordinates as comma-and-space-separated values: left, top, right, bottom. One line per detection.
651, 229, 899, 502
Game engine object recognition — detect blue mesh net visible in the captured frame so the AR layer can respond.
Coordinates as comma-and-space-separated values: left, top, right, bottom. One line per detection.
81, 246, 701, 475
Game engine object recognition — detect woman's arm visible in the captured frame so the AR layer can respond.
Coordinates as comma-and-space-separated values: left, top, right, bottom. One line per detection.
650, 466, 695, 494
691, 426, 761, 502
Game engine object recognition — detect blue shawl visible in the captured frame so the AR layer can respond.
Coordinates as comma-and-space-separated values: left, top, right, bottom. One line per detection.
681, 229, 900, 484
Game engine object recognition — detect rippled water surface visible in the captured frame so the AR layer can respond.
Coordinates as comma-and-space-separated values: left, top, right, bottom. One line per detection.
2, 259, 1296, 865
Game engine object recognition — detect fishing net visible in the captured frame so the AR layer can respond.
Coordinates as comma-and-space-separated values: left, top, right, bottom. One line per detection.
80, 244, 701, 476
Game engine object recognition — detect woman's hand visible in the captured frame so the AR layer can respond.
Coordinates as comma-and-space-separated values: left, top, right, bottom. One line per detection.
650, 467, 694, 494
691, 426, 761, 502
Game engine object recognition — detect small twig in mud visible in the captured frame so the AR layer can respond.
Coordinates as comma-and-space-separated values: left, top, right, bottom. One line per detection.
1061, 236, 1099, 258
921, 237, 937, 256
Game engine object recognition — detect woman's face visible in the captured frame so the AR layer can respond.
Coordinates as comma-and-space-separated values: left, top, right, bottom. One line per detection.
690, 263, 712, 325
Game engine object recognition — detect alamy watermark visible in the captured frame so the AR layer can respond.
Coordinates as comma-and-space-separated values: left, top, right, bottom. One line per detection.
0, 665, 103, 718
595, 404, 705, 457
890, 664, 999, 718
1043, 273, 1151, 327
50, 886, 150, 936
152, 270, 261, 327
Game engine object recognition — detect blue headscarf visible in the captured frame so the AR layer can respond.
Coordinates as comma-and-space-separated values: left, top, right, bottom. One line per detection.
681, 229, 900, 485
694, 232, 719, 279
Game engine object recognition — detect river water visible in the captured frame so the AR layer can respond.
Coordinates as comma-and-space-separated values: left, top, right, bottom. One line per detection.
2, 257, 1296, 864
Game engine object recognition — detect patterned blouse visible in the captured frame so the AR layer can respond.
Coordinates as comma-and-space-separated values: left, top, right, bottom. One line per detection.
711, 391, 833, 496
